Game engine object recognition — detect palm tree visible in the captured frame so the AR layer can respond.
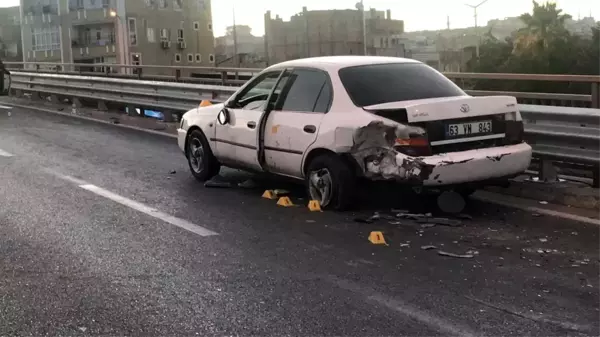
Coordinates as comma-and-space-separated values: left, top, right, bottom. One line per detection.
514, 0, 571, 53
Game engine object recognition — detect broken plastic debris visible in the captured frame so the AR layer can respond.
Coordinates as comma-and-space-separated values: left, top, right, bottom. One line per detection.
238, 179, 258, 189
416, 217, 462, 227
421, 245, 437, 250
437, 250, 474, 258
204, 180, 233, 188
539, 201, 548, 205
399, 243, 410, 247
169, 170, 177, 174
539, 238, 548, 243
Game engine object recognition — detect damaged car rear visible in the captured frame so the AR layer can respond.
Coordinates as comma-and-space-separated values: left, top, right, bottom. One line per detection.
336, 62, 532, 201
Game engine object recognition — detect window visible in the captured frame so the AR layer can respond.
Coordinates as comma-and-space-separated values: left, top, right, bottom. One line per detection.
208, 54, 214, 63
193, 21, 199, 30
207, 23, 212, 31
195, 54, 201, 62
145, 0, 155, 6
147, 28, 155, 42
278, 69, 331, 113
338, 63, 466, 107
102, 0, 110, 8
234, 71, 281, 109
175, 54, 181, 62
159, 0, 167, 9
160, 28, 169, 40
174, 0, 182, 10
128, 18, 137, 46
187, 54, 193, 62
196, 0, 208, 10
177, 29, 184, 41
32, 26, 60, 51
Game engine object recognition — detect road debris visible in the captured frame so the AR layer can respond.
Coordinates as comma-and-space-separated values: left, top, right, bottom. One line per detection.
456, 213, 473, 220
571, 231, 578, 235
539, 201, 548, 205
238, 179, 258, 189
169, 170, 176, 174
273, 189, 290, 196
400, 243, 410, 247
78, 327, 88, 332
420, 223, 436, 229
538, 238, 548, 243
438, 250, 475, 258
354, 212, 381, 224
421, 245, 437, 250
437, 190, 466, 214
396, 212, 432, 220
204, 179, 233, 188
416, 217, 462, 227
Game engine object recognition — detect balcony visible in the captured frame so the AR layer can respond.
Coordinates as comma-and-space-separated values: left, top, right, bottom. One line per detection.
24, 4, 58, 16
72, 38, 117, 59
69, 7, 115, 25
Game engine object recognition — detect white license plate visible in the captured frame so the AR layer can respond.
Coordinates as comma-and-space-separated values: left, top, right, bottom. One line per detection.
446, 120, 492, 137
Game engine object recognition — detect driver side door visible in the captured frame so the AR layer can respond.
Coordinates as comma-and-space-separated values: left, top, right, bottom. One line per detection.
214, 70, 285, 171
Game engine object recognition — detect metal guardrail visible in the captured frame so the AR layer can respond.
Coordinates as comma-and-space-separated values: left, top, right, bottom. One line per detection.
7, 71, 600, 186
5, 62, 600, 108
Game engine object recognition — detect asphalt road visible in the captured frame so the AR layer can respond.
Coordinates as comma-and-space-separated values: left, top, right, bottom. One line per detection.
0, 105, 598, 336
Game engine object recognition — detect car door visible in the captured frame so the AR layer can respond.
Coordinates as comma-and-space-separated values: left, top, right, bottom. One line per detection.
214, 70, 284, 171
263, 68, 333, 178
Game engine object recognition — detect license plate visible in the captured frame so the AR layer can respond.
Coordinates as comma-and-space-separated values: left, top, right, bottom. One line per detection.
446, 120, 492, 137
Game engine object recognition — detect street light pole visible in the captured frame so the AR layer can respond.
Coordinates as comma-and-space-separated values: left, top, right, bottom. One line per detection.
110, 9, 129, 73
356, 0, 367, 55
464, 0, 490, 58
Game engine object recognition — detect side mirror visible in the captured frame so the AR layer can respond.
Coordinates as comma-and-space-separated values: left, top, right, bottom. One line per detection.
0, 70, 10, 96
217, 108, 230, 125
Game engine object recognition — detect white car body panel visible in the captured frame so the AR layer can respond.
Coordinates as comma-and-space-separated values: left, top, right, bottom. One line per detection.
178, 56, 533, 187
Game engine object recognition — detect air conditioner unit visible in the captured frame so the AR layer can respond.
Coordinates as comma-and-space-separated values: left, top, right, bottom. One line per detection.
161, 40, 171, 49
177, 40, 186, 49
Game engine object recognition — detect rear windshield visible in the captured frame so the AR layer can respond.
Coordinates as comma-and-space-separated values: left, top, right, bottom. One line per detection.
338, 63, 466, 107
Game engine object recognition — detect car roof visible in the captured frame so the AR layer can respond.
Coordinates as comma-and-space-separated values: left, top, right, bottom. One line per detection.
264, 56, 421, 72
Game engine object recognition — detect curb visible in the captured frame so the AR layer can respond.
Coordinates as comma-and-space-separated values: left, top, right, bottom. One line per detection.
2, 101, 177, 139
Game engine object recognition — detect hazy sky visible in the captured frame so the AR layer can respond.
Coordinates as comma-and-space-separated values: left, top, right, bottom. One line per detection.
1, 0, 598, 36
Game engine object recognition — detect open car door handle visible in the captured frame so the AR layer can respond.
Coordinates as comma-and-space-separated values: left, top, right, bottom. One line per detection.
247, 121, 257, 129
303, 125, 316, 133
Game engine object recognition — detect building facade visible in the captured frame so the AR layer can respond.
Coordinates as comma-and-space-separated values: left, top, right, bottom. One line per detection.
214, 25, 265, 68
19, 0, 215, 73
264, 7, 405, 65
0, 6, 23, 62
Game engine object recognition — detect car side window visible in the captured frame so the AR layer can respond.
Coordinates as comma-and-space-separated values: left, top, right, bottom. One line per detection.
234, 71, 281, 109
278, 69, 330, 113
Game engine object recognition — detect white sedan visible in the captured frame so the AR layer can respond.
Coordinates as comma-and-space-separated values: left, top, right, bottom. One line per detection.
177, 56, 532, 210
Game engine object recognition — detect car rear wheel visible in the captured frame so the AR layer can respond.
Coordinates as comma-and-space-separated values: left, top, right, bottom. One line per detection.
186, 129, 220, 182
305, 154, 356, 211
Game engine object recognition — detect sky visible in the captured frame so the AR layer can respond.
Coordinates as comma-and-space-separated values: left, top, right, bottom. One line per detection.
1, 0, 598, 36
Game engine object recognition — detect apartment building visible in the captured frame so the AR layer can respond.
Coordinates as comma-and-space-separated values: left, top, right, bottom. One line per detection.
19, 0, 215, 74
0, 6, 23, 62
264, 7, 405, 65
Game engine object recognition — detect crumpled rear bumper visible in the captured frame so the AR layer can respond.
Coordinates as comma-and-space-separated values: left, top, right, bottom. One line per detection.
420, 143, 532, 186
362, 143, 532, 186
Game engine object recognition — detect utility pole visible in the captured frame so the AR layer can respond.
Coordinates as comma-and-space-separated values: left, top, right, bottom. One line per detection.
232, 6, 239, 69
465, 0, 490, 58
355, 0, 367, 55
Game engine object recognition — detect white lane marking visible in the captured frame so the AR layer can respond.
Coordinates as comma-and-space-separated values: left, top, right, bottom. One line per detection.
79, 184, 218, 237
45, 169, 218, 237
0, 148, 14, 157
473, 191, 600, 226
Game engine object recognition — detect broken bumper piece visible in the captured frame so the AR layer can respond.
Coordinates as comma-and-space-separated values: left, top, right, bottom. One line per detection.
364, 143, 532, 186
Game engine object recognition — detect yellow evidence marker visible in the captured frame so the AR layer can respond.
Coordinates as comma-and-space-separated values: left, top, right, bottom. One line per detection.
276, 196, 294, 207
262, 190, 277, 200
368, 231, 387, 245
308, 200, 322, 212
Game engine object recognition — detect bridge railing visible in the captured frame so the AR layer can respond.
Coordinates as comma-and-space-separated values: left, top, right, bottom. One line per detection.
5, 62, 600, 108
5, 70, 600, 187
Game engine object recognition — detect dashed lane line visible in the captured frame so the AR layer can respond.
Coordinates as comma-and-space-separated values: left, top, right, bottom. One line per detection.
0, 148, 14, 157
46, 170, 218, 237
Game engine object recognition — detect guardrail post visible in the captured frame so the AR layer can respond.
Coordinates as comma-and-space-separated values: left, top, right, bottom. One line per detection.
97, 101, 108, 111
175, 69, 181, 82
593, 166, 599, 188
591, 82, 599, 109
137, 67, 143, 80
221, 71, 227, 85
539, 159, 559, 183
35, 64, 40, 72
50, 94, 61, 104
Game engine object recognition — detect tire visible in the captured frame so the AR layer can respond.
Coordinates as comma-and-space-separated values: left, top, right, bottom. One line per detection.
186, 129, 220, 182
305, 154, 356, 211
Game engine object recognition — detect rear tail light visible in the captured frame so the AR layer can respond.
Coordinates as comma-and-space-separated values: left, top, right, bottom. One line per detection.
505, 120, 524, 143
394, 136, 432, 156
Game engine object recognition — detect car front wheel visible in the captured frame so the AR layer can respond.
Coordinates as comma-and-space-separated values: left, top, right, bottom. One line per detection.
305, 154, 356, 211
186, 129, 220, 182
